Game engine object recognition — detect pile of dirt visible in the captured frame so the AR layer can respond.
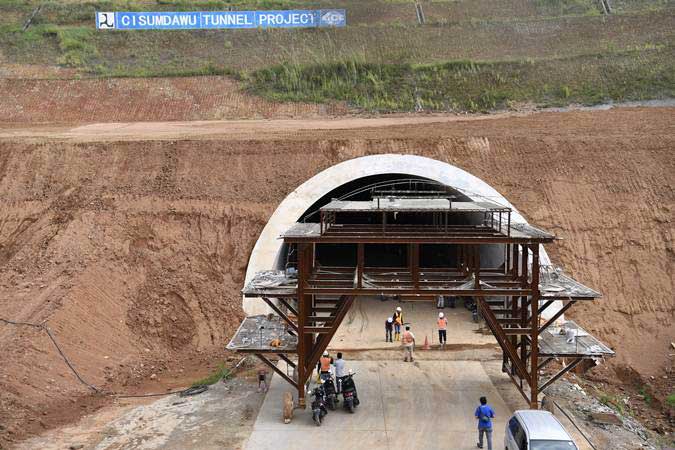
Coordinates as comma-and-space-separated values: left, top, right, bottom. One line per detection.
0, 106, 673, 446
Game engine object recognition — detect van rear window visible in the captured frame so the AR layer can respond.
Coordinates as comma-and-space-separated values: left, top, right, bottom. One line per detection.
530, 441, 577, 450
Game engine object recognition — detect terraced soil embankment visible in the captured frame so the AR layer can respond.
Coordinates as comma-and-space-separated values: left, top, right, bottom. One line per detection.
0, 106, 673, 446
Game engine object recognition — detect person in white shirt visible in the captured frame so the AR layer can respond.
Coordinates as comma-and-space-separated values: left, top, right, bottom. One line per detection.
334, 352, 347, 393
401, 326, 416, 362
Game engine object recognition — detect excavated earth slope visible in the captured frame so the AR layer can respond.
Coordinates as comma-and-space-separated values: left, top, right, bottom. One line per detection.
0, 107, 673, 445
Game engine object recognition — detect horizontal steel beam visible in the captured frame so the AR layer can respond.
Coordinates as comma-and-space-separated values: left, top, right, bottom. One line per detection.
502, 328, 533, 335
286, 236, 550, 244
303, 287, 533, 296
304, 326, 333, 334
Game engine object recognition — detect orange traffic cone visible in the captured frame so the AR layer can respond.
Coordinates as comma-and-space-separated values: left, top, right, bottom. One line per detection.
423, 335, 430, 350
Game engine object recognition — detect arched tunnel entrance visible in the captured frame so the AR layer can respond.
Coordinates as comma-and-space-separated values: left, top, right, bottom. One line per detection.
243, 154, 553, 317
231, 154, 612, 416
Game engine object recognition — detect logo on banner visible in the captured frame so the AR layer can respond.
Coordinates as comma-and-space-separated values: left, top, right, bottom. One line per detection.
320, 10, 345, 26
97, 12, 115, 29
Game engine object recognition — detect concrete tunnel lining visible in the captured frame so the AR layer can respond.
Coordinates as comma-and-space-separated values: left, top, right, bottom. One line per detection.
242, 154, 553, 316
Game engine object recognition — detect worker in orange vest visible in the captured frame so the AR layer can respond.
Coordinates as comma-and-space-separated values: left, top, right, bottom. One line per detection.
401, 325, 415, 362
317, 350, 333, 382
437, 312, 448, 347
393, 306, 403, 341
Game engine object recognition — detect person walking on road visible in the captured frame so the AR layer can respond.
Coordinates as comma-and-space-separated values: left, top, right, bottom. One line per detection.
401, 325, 415, 362
385, 317, 394, 342
393, 306, 403, 341
474, 396, 496, 450
437, 312, 448, 347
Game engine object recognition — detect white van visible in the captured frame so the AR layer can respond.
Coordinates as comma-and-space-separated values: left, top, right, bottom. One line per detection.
505, 410, 578, 450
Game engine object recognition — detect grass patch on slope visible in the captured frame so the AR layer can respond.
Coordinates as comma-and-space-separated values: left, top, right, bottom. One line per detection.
246, 47, 675, 112
191, 363, 231, 387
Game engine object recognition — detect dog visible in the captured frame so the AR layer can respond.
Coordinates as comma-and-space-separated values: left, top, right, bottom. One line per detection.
283, 391, 294, 424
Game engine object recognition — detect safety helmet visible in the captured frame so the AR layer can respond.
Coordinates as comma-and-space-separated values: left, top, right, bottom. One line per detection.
396, 307, 402, 312
439, 312, 444, 318
322, 351, 329, 357
387, 317, 393, 323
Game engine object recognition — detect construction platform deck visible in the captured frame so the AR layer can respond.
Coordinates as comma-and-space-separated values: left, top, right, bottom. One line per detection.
242, 270, 297, 298
320, 198, 510, 213
226, 315, 297, 354
539, 266, 601, 300
538, 320, 615, 358
281, 222, 555, 244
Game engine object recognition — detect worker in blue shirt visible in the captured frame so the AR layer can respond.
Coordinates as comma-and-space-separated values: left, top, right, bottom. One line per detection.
474, 396, 495, 449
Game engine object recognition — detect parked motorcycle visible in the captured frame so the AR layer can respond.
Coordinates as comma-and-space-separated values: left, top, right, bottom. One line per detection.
339, 371, 360, 413
310, 384, 328, 426
323, 374, 338, 410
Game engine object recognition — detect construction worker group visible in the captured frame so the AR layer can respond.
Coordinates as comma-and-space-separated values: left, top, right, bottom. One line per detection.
384, 305, 451, 362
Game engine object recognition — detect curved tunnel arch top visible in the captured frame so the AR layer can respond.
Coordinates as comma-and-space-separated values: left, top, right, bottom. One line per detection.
243, 154, 550, 315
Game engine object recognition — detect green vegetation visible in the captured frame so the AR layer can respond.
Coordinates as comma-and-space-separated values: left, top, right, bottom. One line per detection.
191, 363, 231, 387
246, 48, 675, 112
667, 392, 675, 408
638, 386, 654, 405
0, 0, 673, 111
599, 392, 625, 414
534, 0, 598, 15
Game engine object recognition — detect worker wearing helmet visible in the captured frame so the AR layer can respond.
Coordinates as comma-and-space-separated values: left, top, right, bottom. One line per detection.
437, 311, 448, 347
401, 325, 415, 362
392, 306, 403, 341
317, 350, 333, 382
385, 317, 394, 342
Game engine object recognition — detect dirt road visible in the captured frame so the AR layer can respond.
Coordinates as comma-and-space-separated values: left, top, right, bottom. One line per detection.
1, 106, 673, 447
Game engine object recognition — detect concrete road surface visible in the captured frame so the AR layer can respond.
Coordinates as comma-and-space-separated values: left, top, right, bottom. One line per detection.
245, 360, 509, 450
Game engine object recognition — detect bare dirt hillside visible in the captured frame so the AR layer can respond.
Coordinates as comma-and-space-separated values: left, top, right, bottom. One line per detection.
0, 107, 673, 446
0, 76, 347, 123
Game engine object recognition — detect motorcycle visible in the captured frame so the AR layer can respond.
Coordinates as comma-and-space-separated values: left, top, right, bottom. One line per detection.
339, 372, 360, 413
310, 384, 328, 426
322, 374, 338, 410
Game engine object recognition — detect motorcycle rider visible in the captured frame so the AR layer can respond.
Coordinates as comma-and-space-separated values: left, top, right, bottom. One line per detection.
334, 352, 347, 393
317, 350, 333, 382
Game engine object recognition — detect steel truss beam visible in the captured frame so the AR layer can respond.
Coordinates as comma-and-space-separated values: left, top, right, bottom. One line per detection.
304, 296, 355, 378
539, 300, 576, 334
261, 297, 298, 333
539, 357, 583, 392
479, 297, 530, 381
254, 353, 298, 389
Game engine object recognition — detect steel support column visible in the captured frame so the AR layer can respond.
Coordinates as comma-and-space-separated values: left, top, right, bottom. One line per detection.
529, 244, 540, 409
